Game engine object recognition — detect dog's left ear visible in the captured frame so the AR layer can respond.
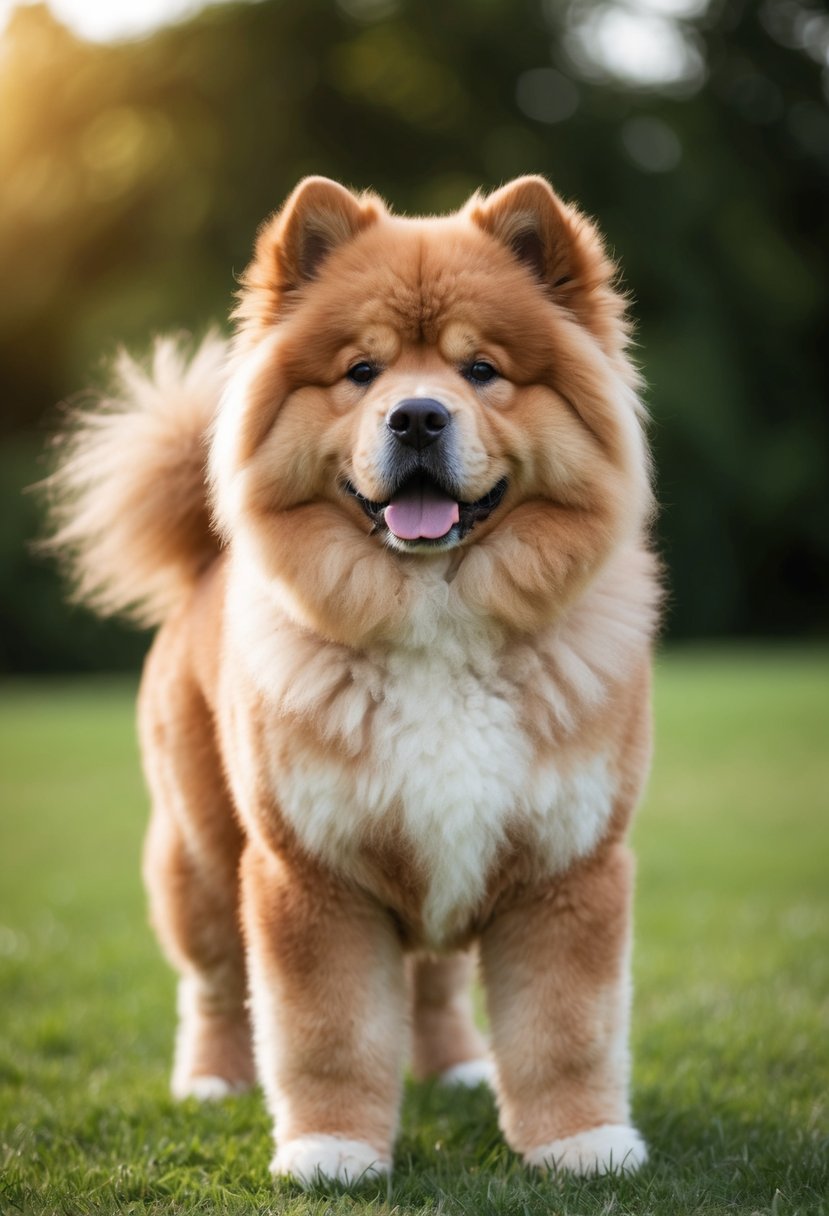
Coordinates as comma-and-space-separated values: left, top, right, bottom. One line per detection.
469, 176, 626, 350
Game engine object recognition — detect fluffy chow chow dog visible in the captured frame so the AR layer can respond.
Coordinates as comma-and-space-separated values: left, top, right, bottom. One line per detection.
48, 174, 659, 1186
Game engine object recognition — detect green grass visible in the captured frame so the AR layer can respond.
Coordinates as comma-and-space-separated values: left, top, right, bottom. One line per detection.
1, 650, 827, 1215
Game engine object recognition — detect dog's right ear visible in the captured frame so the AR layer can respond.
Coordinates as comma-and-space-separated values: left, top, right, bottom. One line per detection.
237, 177, 382, 331
275, 177, 382, 289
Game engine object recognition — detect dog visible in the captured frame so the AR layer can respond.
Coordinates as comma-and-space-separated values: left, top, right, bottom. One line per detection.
48, 174, 659, 1186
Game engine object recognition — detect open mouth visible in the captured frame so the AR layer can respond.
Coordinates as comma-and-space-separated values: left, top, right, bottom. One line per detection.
344, 473, 508, 546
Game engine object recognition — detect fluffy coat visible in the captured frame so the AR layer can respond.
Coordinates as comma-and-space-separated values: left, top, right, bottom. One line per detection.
47, 175, 659, 1185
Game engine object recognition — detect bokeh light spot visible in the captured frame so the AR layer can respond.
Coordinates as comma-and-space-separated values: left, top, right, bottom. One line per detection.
516, 67, 579, 124
620, 114, 682, 170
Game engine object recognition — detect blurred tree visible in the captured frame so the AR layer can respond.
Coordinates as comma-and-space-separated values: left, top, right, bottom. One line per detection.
0, 0, 826, 669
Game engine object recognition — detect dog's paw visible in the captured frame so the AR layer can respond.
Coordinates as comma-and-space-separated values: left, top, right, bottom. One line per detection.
271, 1134, 391, 1188
526, 1123, 648, 1177
171, 1073, 252, 1101
439, 1058, 496, 1088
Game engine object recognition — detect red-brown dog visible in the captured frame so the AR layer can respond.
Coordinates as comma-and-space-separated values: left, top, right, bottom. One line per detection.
49, 175, 659, 1186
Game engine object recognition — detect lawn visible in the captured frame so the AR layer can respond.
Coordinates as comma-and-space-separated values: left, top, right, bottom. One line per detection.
1, 650, 827, 1215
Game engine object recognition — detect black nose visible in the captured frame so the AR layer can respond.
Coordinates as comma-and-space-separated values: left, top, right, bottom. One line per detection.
386, 398, 451, 449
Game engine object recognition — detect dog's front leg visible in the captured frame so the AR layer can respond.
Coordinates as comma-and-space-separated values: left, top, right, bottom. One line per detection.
241, 842, 406, 1188
480, 843, 648, 1177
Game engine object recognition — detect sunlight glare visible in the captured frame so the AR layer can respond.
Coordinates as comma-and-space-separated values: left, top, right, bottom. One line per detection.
0, 0, 230, 42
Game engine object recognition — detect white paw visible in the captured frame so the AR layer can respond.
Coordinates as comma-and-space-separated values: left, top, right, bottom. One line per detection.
526, 1123, 648, 1177
272, 1134, 390, 1188
439, 1058, 496, 1088
171, 1073, 251, 1101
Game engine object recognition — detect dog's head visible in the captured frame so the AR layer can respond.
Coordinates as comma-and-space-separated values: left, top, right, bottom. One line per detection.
211, 176, 651, 636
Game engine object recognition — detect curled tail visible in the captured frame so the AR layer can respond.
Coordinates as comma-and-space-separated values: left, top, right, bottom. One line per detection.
44, 332, 228, 628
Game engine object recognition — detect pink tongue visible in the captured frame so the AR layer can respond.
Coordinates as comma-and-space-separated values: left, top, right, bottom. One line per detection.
385, 482, 460, 540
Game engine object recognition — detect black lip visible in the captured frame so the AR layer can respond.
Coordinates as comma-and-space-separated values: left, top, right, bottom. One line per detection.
344, 473, 509, 541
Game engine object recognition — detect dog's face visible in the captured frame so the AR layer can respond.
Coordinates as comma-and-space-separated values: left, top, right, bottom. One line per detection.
212, 176, 650, 630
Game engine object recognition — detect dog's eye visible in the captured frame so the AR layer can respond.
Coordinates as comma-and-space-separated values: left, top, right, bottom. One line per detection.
347, 361, 378, 385
466, 360, 498, 384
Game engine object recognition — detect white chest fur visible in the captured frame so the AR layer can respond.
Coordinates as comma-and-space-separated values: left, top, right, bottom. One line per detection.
229, 562, 619, 946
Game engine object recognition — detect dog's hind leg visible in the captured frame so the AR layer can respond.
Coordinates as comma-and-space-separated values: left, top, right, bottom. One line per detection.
143, 807, 254, 1099
409, 951, 493, 1087
140, 647, 255, 1100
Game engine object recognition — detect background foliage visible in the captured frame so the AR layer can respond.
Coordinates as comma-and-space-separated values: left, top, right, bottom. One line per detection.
1, 0, 827, 670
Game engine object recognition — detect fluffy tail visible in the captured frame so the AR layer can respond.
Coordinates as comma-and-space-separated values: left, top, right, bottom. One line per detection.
43, 332, 229, 628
